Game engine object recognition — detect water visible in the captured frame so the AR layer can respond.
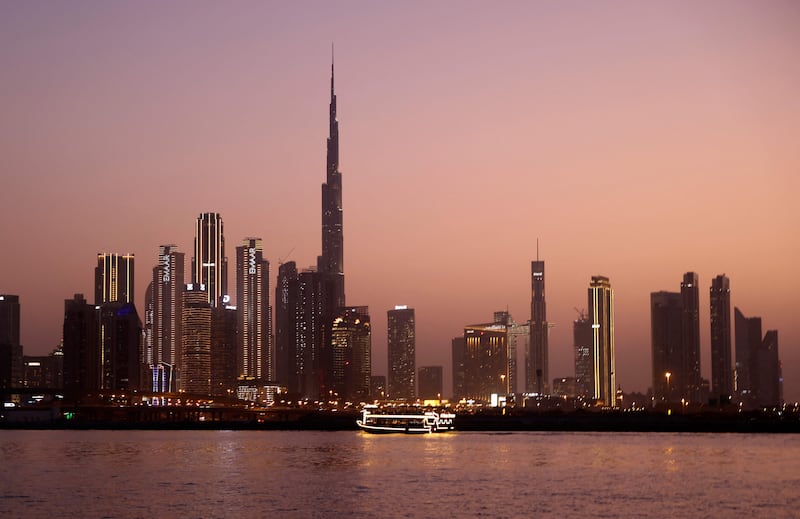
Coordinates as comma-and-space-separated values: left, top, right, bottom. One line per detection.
1, 430, 798, 518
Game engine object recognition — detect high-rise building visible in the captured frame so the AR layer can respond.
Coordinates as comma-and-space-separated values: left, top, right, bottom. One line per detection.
529, 259, 548, 395
318, 53, 345, 310
296, 269, 325, 399
757, 330, 782, 407
710, 274, 733, 403
388, 306, 415, 399
150, 245, 184, 392
370, 375, 386, 400
418, 366, 443, 400
275, 261, 299, 393
494, 310, 525, 394
236, 238, 271, 381
734, 307, 761, 405
99, 302, 142, 391
95, 253, 134, 305
573, 311, 593, 398
330, 306, 371, 401
680, 272, 702, 403
193, 212, 228, 308
650, 291, 682, 403
62, 294, 99, 398
463, 321, 509, 402
211, 305, 237, 397
451, 336, 466, 400
589, 276, 615, 407
23, 346, 63, 389
0, 294, 22, 389
182, 285, 211, 395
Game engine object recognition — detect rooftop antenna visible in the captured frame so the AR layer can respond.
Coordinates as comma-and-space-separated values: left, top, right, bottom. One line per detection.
537, 238, 540, 261
278, 247, 296, 265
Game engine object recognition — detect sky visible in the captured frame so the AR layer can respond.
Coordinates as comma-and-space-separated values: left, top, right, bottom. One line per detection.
1, 1, 798, 400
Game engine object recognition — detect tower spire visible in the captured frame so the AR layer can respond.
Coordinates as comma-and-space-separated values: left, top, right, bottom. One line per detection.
331, 42, 335, 97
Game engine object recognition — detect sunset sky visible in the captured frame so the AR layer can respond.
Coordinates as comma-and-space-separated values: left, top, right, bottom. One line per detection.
1, 1, 798, 400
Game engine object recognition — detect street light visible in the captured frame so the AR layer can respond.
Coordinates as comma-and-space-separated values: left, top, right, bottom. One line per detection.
665, 372, 671, 402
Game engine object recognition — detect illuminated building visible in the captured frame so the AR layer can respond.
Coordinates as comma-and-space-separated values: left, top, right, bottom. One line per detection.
735, 308, 782, 408
388, 306, 415, 399
573, 311, 593, 398
418, 366, 443, 400
192, 212, 228, 308
23, 346, 63, 389
370, 375, 386, 399
680, 272, 702, 403
99, 302, 142, 391
95, 253, 134, 304
297, 269, 325, 399
463, 320, 509, 403
529, 259, 549, 395
236, 238, 271, 381
496, 310, 526, 394
318, 52, 345, 310
182, 285, 211, 395
710, 274, 733, 403
451, 337, 466, 400
0, 294, 22, 389
150, 245, 184, 392
212, 305, 237, 397
275, 261, 299, 394
330, 306, 371, 401
552, 377, 577, 398
589, 276, 615, 407
62, 294, 99, 397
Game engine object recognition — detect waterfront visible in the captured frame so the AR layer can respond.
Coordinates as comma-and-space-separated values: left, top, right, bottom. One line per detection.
1, 430, 798, 518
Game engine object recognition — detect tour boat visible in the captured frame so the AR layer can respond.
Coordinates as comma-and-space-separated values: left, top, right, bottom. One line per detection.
356, 405, 456, 434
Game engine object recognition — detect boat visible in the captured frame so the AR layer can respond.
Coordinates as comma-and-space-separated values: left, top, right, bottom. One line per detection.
356, 405, 456, 434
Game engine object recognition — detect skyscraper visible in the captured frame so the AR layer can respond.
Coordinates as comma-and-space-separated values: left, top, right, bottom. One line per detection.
418, 366, 443, 400
573, 311, 593, 398
650, 291, 682, 403
95, 253, 135, 305
452, 336, 466, 400
463, 321, 509, 402
151, 245, 184, 392
0, 294, 22, 389
236, 238, 271, 381
530, 259, 548, 395
734, 307, 760, 405
330, 306, 371, 401
680, 272, 701, 403
275, 261, 299, 393
319, 53, 345, 309
99, 302, 142, 391
297, 268, 325, 399
211, 305, 237, 397
589, 276, 615, 407
710, 274, 732, 403
62, 294, 99, 398
387, 306, 416, 399
757, 330, 782, 407
182, 285, 211, 395
193, 212, 228, 308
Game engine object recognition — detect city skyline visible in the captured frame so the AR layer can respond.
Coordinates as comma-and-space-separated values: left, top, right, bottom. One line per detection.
1, 2, 798, 400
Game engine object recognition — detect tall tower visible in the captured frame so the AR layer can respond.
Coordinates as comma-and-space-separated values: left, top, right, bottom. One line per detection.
0, 294, 22, 389
95, 253, 135, 305
680, 272, 701, 402
573, 311, 593, 398
330, 306, 371, 401
589, 276, 615, 407
530, 257, 548, 395
193, 212, 228, 307
710, 274, 732, 403
182, 285, 212, 395
151, 245, 185, 392
319, 51, 345, 309
275, 261, 299, 392
62, 294, 99, 397
387, 306, 416, 399
650, 291, 682, 402
236, 238, 271, 381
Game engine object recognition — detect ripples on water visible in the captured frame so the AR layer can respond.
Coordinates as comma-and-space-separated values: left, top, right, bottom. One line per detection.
1, 430, 798, 518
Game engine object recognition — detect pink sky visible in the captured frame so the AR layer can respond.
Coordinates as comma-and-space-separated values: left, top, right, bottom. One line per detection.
1, 1, 798, 400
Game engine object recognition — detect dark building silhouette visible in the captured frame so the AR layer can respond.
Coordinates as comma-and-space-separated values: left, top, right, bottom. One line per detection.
99, 302, 142, 391
370, 375, 386, 400
0, 294, 23, 389
757, 330, 782, 407
236, 238, 271, 381
62, 294, 99, 398
529, 259, 548, 395
182, 285, 211, 395
23, 346, 63, 389
734, 307, 761, 406
552, 377, 577, 398
150, 245, 184, 392
680, 272, 702, 403
650, 273, 703, 404
193, 212, 228, 308
388, 306, 415, 399
212, 305, 237, 397
330, 306, 371, 401
275, 261, 299, 393
418, 366, 443, 400
710, 274, 733, 403
573, 311, 593, 398
452, 336, 466, 400
95, 253, 134, 305
589, 276, 615, 407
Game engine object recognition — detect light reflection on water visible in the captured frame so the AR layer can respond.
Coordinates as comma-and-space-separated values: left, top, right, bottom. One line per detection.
0, 430, 798, 518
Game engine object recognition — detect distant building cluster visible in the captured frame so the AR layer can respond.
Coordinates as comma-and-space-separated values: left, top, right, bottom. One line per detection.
0, 61, 785, 412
